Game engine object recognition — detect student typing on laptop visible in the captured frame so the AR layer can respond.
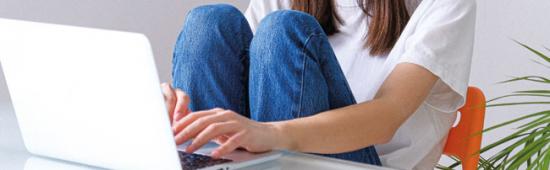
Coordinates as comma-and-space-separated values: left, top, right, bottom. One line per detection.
162, 0, 476, 169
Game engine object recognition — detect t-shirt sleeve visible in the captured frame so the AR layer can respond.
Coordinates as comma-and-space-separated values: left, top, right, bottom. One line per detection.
398, 0, 477, 112
244, 0, 290, 33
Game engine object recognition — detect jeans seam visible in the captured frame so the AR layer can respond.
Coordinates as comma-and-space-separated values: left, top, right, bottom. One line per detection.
297, 33, 322, 118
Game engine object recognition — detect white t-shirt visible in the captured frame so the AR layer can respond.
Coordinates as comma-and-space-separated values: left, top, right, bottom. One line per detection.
245, 0, 476, 169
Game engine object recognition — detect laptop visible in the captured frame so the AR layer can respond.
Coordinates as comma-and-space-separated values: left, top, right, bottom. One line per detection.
0, 18, 281, 170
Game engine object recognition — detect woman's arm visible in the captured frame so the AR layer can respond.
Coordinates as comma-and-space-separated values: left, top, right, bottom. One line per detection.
164, 62, 438, 157
273, 63, 438, 153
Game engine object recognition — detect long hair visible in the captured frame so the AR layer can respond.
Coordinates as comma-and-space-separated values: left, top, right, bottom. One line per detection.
291, 0, 410, 56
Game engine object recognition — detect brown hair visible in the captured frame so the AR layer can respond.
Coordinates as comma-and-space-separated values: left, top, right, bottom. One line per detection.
291, 0, 410, 56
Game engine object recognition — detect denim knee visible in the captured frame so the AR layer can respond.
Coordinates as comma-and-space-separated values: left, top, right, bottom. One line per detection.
174, 4, 252, 61
185, 4, 243, 28
256, 10, 324, 38
250, 10, 325, 65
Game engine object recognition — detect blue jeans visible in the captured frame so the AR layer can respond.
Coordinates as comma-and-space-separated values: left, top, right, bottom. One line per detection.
172, 4, 381, 165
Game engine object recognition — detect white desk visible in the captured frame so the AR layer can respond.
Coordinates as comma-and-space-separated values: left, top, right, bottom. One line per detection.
0, 101, 391, 170
0, 149, 393, 170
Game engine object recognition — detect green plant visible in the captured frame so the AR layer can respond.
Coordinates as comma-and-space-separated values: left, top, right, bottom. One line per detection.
438, 42, 550, 170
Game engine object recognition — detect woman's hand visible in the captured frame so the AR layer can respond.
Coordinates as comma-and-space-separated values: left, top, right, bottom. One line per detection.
161, 83, 286, 157
161, 83, 191, 125
172, 108, 284, 158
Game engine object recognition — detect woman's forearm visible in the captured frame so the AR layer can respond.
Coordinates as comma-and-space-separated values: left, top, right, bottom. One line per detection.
271, 98, 406, 154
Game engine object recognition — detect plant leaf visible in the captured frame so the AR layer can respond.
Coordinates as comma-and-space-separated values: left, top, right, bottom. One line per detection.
516, 114, 550, 129
481, 120, 550, 155
525, 129, 534, 167
485, 125, 550, 167
507, 136, 549, 169
514, 90, 550, 94
479, 133, 527, 154
527, 147, 550, 170
541, 149, 550, 170
483, 110, 550, 133
487, 101, 550, 107
487, 94, 550, 103
515, 40, 550, 63
530, 59, 550, 69
498, 76, 550, 84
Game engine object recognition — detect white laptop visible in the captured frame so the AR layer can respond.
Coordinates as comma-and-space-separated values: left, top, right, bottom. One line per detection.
0, 18, 281, 170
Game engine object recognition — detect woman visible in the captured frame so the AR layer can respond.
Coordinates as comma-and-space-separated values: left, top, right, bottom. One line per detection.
161, 0, 476, 169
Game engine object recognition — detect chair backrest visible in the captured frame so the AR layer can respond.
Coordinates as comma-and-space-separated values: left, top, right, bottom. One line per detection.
443, 87, 486, 170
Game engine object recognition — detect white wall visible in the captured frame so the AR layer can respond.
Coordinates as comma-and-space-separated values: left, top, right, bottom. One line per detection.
1, 0, 550, 167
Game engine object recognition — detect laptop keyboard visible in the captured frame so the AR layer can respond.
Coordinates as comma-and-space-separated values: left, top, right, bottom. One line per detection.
178, 151, 233, 170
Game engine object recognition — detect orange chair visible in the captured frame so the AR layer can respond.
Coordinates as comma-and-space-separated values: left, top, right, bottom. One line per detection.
443, 87, 486, 170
